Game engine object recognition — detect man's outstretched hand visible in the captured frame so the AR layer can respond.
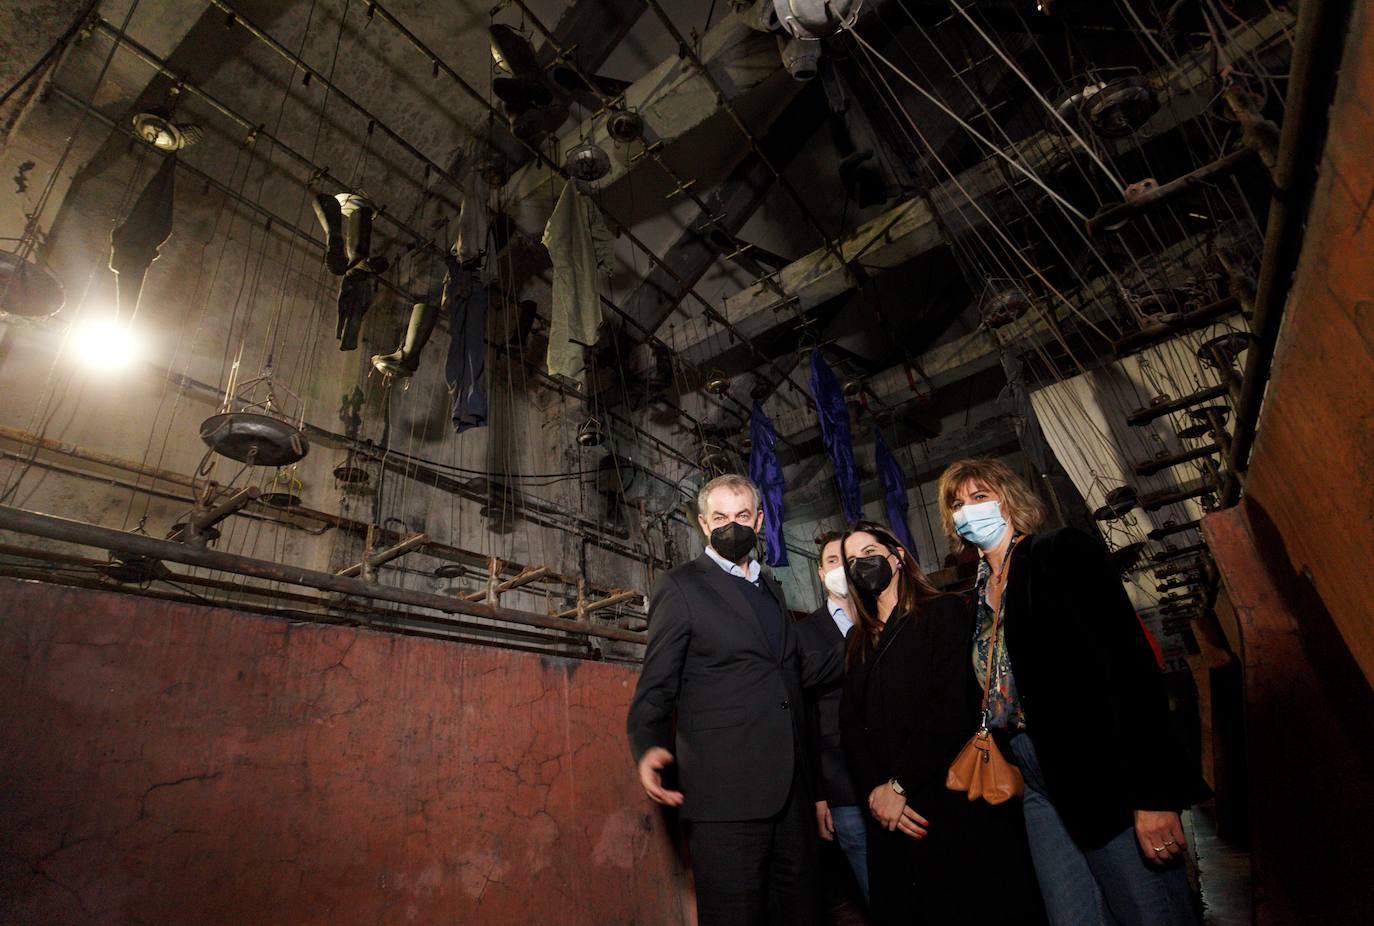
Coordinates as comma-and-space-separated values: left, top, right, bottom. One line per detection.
637, 747, 684, 806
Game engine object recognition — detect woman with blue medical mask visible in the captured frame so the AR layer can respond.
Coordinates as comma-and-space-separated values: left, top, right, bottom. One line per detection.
937, 458, 1206, 926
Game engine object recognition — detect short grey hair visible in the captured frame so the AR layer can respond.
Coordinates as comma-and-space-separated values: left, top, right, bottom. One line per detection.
696, 474, 761, 518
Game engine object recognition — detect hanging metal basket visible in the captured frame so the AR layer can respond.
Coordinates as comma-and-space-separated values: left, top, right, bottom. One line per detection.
1083, 77, 1159, 139
566, 140, 611, 182
200, 369, 309, 467
0, 249, 65, 319
577, 417, 606, 447
606, 108, 645, 144
774, 0, 864, 39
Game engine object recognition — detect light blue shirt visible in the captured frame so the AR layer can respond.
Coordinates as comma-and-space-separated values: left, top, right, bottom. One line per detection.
827, 599, 853, 637
704, 545, 761, 586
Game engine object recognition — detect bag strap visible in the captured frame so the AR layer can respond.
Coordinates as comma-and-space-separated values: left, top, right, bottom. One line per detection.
977, 535, 1022, 727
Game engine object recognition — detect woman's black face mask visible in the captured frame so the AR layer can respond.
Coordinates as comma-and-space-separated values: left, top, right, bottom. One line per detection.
849, 554, 895, 596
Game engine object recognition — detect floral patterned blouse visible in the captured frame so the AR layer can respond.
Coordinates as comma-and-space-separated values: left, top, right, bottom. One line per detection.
972, 554, 1027, 730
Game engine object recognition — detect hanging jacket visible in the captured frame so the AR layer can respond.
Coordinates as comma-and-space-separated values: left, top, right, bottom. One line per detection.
542, 181, 615, 387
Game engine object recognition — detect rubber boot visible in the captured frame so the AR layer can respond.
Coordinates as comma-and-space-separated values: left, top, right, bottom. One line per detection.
312, 194, 347, 276
371, 302, 439, 376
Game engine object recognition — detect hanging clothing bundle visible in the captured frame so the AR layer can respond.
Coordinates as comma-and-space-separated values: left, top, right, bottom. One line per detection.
748, 401, 789, 567
809, 349, 864, 523
442, 255, 488, 433
109, 155, 177, 316
873, 425, 917, 555
542, 181, 615, 389
451, 139, 492, 270
312, 191, 389, 351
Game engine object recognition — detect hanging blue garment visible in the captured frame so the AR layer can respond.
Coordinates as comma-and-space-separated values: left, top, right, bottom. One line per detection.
874, 426, 918, 556
748, 401, 788, 567
809, 350, 863, 524
442, 256, 488, 433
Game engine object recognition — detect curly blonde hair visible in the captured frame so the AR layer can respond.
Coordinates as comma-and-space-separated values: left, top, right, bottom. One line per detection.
937, 458, 1048, 549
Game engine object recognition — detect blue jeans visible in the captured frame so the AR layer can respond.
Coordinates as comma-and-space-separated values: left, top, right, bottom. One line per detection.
1009, 733, 1195, 926
829, 803, 870, 902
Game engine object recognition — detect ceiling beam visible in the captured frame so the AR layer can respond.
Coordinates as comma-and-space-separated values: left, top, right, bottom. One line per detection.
769, 222, 1250, 445
536, 0, 645, 71
500, 11, 788, 236
620, 82, 824, 341
672, 8, 1294, 368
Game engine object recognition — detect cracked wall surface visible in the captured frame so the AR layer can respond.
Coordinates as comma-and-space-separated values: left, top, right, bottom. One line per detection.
0, 578, 691, 925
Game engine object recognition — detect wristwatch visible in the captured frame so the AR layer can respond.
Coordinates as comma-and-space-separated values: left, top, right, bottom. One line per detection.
888, 778, 905, 796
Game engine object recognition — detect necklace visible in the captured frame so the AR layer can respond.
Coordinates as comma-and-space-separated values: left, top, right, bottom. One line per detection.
985, 534, 1022, 603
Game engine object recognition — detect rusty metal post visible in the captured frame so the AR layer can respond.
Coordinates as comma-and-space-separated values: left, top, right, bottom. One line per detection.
485, 556, 503, 605
336, 531, 429, 579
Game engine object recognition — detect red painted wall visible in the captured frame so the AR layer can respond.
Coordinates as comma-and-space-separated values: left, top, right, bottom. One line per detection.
1242, 0, 1374, 685
0, 579, 692, 925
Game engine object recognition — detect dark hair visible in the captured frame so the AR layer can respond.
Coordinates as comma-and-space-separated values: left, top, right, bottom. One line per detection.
814, 529, 843, 550
840, 520, 944, 668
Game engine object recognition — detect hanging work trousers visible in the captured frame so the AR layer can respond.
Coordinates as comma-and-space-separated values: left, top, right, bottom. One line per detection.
442, 257, 488, 433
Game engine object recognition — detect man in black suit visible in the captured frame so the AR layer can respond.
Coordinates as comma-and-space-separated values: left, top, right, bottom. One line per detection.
627, 474, 842, 926
795, 530, 869, 906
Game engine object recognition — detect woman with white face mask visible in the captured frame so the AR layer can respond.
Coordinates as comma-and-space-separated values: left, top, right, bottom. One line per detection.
937, 458, 1206, 926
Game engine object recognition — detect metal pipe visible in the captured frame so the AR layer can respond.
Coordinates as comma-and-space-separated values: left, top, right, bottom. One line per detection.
1126, 384, 1230, 426
1110, 296, 1242, 355
1152, 543, 1209, 563
0, 542, 590, 648
460, 565, 550, 602
1223, 0, 1346, 503
0, 504, 646, 645
336, 532, 429, 578
555, 589, 642, 619
0, 561, 597, 659
0, 422, 643, 601
1087, 147, 1258, 235
1140, 480, 1214, 512
1133, 443, 1221, 478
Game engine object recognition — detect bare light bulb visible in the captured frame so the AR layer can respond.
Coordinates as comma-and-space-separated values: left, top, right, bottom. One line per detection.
70, 316, 140, 371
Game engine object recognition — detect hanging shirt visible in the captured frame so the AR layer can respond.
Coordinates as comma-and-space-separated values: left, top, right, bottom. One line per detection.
452, 139, 491, 273
972, 556, 1026, 730
542, 181, 614, 388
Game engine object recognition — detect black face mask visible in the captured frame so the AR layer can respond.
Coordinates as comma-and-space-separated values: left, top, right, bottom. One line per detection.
849, 554, 895, 596
709, 522, 757, 563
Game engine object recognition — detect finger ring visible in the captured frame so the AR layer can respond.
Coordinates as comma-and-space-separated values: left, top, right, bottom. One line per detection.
1152, 845, 1165, 853
1164, 840, 1177, 847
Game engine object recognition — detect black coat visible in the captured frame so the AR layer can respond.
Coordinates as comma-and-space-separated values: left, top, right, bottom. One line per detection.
627, 554, 843, 822
1003, 528, 1209, 847
840, 595, 1042, 925
796, 604, 858, 808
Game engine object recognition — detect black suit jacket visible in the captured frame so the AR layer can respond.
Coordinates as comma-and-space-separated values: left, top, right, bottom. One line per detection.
796, 604, 858, 808
627, 553, 843, 822
1003, 528, 1209, 847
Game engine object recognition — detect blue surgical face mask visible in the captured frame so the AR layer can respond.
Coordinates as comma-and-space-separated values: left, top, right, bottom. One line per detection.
953, 500, 1009, 550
